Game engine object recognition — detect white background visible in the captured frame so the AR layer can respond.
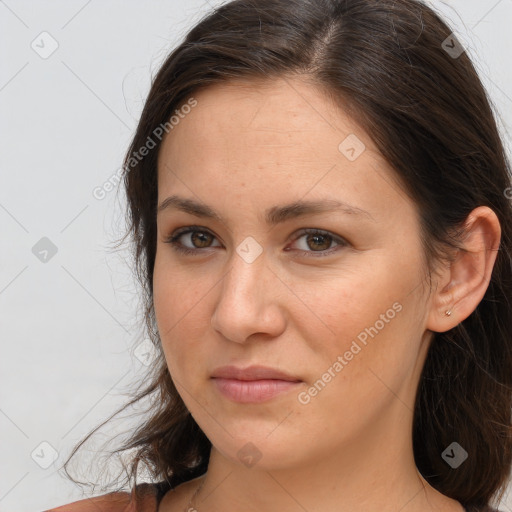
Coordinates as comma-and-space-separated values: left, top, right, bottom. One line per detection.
1, 1, 511, 511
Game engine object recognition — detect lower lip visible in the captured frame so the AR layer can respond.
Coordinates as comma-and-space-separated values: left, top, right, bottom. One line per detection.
212, 378, 301, 403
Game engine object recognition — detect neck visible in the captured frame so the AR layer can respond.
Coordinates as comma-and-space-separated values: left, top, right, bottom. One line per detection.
191, 401, 463, 512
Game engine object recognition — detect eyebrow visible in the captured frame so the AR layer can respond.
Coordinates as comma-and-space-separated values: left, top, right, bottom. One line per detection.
157, 194, 375, 225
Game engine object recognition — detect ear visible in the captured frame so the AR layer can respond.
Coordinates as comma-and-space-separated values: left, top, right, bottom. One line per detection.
426, 206, 501, 333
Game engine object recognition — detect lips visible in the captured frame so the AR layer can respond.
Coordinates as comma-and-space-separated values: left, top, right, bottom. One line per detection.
210, 365, 303, 403
210, 364, 301, 382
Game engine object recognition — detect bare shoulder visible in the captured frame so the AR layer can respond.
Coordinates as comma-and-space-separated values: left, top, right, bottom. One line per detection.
44, 490, 132, 511
44, 484, 164, 512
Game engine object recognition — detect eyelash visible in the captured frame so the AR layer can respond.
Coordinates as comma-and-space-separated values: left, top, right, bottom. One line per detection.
163, 225, 348, 258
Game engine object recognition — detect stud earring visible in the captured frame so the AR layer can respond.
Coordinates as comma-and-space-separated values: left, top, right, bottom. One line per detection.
445, 310, 452, 316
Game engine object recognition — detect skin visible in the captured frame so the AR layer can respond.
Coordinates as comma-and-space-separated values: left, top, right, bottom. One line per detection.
153, 76, 501, 512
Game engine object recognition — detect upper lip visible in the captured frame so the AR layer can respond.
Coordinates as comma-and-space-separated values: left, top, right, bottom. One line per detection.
211, 365, 301, 382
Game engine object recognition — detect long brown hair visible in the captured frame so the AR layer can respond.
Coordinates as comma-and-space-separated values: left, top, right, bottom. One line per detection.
61, 0, 512, 508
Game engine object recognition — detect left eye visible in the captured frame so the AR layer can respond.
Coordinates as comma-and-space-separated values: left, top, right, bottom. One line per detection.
290, 228, 348, 256
164, 226, 348, 257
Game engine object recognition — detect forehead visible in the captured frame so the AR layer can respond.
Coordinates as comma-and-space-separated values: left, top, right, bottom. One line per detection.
166, 77, 374, 145
159, 78, 377, 169
156, 77, 409, 220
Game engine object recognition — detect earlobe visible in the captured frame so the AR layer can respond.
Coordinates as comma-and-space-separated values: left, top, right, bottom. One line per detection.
426, 206, 501, 333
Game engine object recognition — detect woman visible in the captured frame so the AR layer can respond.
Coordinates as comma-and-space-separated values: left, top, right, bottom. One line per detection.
46, 0, 512, 511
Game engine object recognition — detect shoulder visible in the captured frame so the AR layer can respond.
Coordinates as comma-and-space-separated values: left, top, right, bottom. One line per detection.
44, 483, 160, 512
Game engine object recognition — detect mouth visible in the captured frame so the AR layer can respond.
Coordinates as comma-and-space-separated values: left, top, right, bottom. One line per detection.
211, 377, 302, 403
210, 365, 302, 403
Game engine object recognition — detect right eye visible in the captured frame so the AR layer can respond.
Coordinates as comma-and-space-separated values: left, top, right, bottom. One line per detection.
164, 226, 222, 255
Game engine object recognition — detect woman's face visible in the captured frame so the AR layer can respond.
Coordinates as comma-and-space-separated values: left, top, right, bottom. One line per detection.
153, 77, 437, 469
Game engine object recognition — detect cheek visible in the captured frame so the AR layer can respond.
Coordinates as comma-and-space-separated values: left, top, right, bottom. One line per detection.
295, 259, 422, 383
290, 279, 419, 440
152, 255, 208, 371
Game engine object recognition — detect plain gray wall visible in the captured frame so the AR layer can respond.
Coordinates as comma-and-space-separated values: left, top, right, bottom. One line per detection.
1, 1, 511, 511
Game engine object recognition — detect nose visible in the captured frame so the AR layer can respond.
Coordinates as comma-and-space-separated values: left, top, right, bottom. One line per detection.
210, 249, 286, 344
